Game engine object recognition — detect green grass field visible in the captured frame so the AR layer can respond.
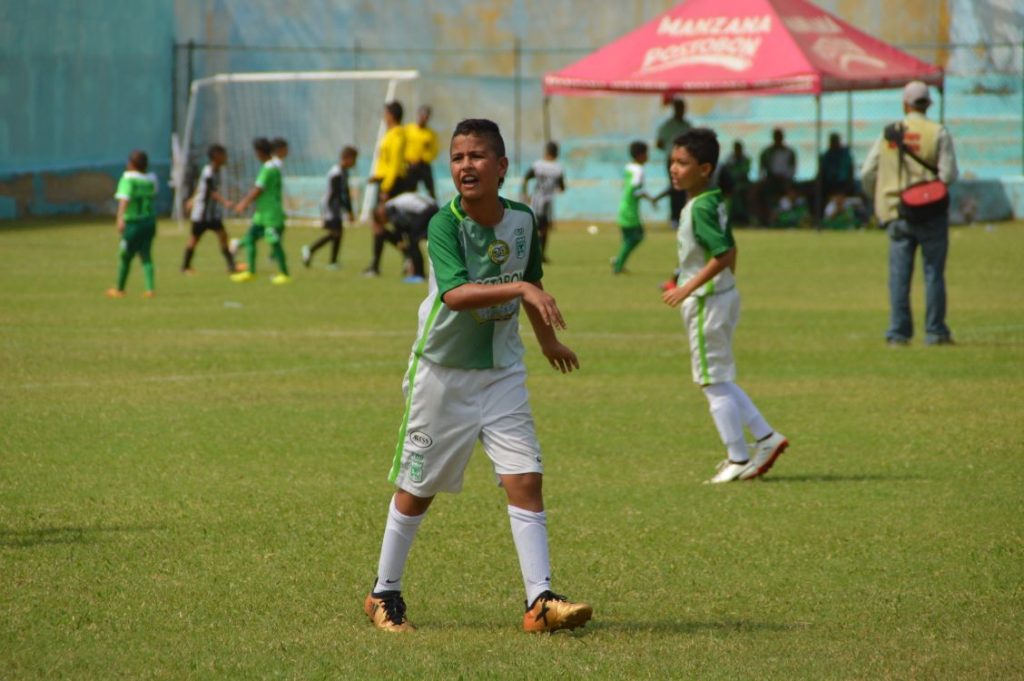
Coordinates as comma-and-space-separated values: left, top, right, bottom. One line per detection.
2, 216, 1023, 679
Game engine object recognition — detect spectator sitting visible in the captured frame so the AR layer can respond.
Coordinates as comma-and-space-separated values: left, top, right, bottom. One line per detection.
772, 184, 810, 228
822, 192, 866, 230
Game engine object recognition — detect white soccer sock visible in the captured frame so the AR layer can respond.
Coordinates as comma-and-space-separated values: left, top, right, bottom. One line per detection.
507, 505, 552, 606
723, 382, 773, 441
373, 495, 426, 594
703, 383, 749, 462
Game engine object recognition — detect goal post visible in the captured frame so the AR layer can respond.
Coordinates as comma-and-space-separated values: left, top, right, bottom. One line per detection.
172, 69, 419, 227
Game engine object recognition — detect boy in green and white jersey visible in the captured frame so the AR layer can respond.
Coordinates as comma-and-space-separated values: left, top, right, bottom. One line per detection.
662, 128, 788, 484
107, 150, 158, 298
230, 137, 290, 284
612, 140, 657, 274
364, 119, 592, 635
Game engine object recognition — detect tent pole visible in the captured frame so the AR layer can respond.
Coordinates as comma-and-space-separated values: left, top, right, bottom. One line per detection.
846, 90, 853, 148
815, 94, 823, 229
543, 96, 551, 144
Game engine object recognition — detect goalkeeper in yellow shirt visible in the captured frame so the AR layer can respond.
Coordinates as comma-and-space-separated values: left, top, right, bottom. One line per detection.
364, 101, 411, 277
404, 105, 438, 200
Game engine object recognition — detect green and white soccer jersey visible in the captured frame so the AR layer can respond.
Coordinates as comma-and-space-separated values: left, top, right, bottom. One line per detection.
676, 189, 735, 296
413, 196, 543, 370
617, 162, 644, 227
115, 170, 158, 222
253, 159, 284, 228
676, 189, 740, 386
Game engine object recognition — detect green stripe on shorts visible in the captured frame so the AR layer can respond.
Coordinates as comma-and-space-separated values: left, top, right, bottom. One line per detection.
388, 295, 445, 483
697, 296, 710, 385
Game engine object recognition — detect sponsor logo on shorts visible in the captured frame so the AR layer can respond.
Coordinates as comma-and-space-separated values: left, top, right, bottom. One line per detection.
409, 431, 433, 449
487, 239, 510, 265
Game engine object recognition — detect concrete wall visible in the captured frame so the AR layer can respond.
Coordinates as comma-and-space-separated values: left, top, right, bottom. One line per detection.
2, 0, 1021, 221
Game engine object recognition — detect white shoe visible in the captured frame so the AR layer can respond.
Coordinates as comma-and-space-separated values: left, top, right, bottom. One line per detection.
301, 245, 312, 268
706, 459, 755, 484
740, 432, 788, 480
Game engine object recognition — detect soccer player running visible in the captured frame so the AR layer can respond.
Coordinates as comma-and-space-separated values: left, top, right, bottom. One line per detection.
364, 119, 592, 633
182, 144, 237, 275
612, 140, 657, 274
662, 128, 788, 483
230, 137, 291, 285
107, 150, 158, 298
521, 140, 566, 263
303, 146, 357, 270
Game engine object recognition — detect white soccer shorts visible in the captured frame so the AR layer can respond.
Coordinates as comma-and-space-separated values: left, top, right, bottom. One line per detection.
681, 287, 740, 386
388, 357, 543, 497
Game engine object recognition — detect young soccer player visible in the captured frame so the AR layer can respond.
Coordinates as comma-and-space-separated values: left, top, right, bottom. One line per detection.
364, 102, 409, 277
107, 150, 158, 298
182, 144, 237, 274
303, 146, 357, 270
364, 119, 592, 634
230, 137, 290, 284
662, 128, 788, 483
612, 140, 656, 274
374, 191, 438, 283
521, 140, 566, 263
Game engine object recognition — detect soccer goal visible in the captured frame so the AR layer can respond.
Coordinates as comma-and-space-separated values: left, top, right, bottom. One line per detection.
172, 69, 419, 226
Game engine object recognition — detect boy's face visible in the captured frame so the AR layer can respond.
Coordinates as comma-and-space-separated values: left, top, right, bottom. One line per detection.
450, 133, 507, 202
212, 150, 227, 167
341, 153, 357, 169
636, 149, 648, 164
275, 146, 289, 160
670, 145, 712, 192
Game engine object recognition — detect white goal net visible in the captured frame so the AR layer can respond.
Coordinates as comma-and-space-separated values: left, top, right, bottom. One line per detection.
172, 70, 419, 225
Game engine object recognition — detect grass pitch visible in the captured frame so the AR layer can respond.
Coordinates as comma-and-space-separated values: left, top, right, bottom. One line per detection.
1, 216, 1023, 679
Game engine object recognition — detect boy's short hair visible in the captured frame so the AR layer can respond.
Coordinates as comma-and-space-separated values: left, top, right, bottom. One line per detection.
674, 128, 720, 172
628, 140, 648, 161
341, 145, 358, 159
129, 150, 148, 172
545, 140, 559, 158
451, 118, 506, 158
271, 137, 288, 151
252, 137, 272, 156
207, 144, 227, 159
385, 101, 404, 124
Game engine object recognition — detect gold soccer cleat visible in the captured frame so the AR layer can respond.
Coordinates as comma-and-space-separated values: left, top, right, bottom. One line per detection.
364, 591, 416, 633
523, 591, 593, 633
230, 271, 255, 283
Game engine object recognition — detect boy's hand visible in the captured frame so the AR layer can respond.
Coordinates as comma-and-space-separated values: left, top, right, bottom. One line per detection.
541, 341, 579, 374
522, 285, 566, 330
116, 219, 125, 234
662, 284, 690, 307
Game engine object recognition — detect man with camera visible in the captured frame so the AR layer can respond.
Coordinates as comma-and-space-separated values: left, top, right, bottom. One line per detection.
860, 80, 959, 346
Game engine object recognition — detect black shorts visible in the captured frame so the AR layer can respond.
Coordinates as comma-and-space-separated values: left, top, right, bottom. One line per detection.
191, 220, 225, 237
323, 218, 343, 232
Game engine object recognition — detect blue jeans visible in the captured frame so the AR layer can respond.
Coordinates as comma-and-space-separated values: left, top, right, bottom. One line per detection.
886, 215, 952, 344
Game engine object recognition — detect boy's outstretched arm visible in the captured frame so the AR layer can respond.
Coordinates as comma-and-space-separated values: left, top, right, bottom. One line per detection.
523, 281, 579, 374
234, 186, 262, 213
662, 247, 737, 307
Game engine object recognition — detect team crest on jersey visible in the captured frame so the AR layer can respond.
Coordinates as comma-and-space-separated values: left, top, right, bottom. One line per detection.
487, 240, 510, 265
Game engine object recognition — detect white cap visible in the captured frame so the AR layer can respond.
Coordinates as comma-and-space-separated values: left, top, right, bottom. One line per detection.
903, 80, 931, 106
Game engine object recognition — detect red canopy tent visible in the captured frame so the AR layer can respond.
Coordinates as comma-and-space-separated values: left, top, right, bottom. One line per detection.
541, 0, 945, 218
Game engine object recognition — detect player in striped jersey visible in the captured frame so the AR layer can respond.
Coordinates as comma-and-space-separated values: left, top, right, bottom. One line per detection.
364, 119, 592, 634
302, 146, 357, 270
521, 141, 565, 263
182, 144, 237, 274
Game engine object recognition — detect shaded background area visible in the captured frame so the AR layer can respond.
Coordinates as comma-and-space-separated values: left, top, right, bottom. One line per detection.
0, 0, 1021, 221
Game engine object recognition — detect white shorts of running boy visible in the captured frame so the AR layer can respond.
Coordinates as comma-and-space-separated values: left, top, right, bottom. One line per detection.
390, 357, 544, 497
681, 287, 740, 386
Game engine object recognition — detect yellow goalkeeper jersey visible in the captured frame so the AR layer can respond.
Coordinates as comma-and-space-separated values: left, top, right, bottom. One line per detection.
404, 123, 439, 164
373, 126, 408, 193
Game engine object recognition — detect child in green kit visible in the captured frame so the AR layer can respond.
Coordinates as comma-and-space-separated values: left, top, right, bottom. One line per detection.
612, 140, 657, 274
107, 150, 158, 298
231, 137, 291, 284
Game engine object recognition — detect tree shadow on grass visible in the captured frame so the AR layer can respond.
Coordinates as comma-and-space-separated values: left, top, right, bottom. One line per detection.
0, 524, 164, 548
758, 473, 925, 484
